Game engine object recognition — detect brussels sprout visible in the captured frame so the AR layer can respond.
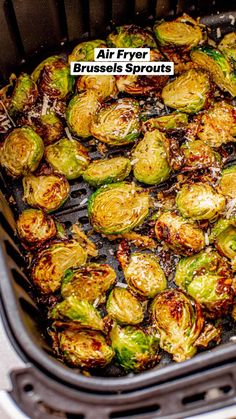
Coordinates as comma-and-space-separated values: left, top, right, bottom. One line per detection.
66, 91, 100, 138
218, 166, 236, 199
106, 287, 144, 325
0, 126, 44, 178
23, 173, 70, 213
132, 130, 171, 185
76, 75, 117, 101
154, 14, 203, 50
176, 182, 226, 221
116, 74, 168, 96
162, 69, 210, 114
175, 250, 234, 317
58, 329, 114, 369
17, 208, 56, 248
191, 46, 236, 97
107, 25, 156, 48
9, 73, 38, 115
197, 102, 236, 148
88, 183, 150, 235
33, 112, 64, 145
124, 253, 166, 298
219, 33, 236, 64
155, 211, 205, 256
91, 98, 140, 146
31, 240, 87, 294
61, 263, 116, 303
50, 296, 104, 331
110, 324, 159, 372
151, 289, 204, 362
45, 137, 90, 180
143, 112, 188, 132
180, 140, 221, 170
33, 56, 74, 99
83, 157, 131, 187
68, 40, 106, 63
210, 218, 236, 265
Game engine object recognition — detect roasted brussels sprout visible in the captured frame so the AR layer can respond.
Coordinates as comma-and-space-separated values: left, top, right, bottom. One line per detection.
61, 263, 116, 303
155, 211, 205, 256
154, 14, 203, 50
68, 40, 106, 63
151, 289, 204, 362
88, 183, 150, 235
219, 32, 236, 64
45, 137, 90, 180
175, 250, 234, 317
0, 126, 44, 177
110, 324, 159, 372
66, 91, 100, 138
197, 102, 236, 148
176, 182, 226, 221
107, 25, 156, 48
124, 253, 166, 298
17, 209, 56, 248
191, 46, 236, 97
83, 157, 131, 187
76, 75, 117, 101
210, 218, 236, 267
162, 69, 210, 114
58, 329, 114, 369
91, 98, 140, 146
218, 166, 236, 199
31, 240, 87, 294
180, 140, 221, 170
50, 296, 104, 331
33, 112, 64, 145
23, 173, 70, 212
106, 287, 144, 325
132, 129, 171, 185
143, 112, 188, 132
9, 73, 38, 115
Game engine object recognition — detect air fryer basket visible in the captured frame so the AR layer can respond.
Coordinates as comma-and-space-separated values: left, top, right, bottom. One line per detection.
1, 1, 236, 418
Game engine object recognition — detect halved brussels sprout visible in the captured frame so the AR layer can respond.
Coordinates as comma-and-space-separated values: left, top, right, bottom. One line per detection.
50, 296, 104, 331
76, 75, 117, 101
110, 324, 159, 372
45, 137, 90, 180
66, 91, 100, 138
191, 46, 236, 97
175, 250, 234, 317
9, 73, 38, 115
88, 183, 150, 235
23, 173, 70, 212
180, 140, 221, 170
132, 129, 171, 185
124, 253, 166, 298
143, 112, 188, 132
197, 102, 236, 148
68, 40, 106, 63
210, 218, 236, 265
61, 263, 116, 303
154, 14, 203, 50
31, 240, 87, 294
218, 166, 236, 199
91, 98, 140, 146
162, 69, 210, 114
58, 329, 114, 369
83, 157, 131, 187
33, 112, 64, 145
106, 287, 144, 325
176, 182, 226, 221
107, 25, 157, 48
155, 211, 205, 256
16, 208, 56, 248
0, 126, 44, 177
219, 33, 236, 64
151, 289, 204, 362
33, 56, 74, 99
